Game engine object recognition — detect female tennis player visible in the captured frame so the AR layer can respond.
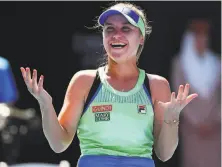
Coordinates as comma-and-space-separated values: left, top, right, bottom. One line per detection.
20, 2, 198, 167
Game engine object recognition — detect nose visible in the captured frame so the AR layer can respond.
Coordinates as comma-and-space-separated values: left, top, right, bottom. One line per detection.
112, 30, 123, 39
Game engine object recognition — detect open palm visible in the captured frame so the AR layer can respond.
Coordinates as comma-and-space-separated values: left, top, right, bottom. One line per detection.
158, 84, 198, 123
20, 67, 52, 104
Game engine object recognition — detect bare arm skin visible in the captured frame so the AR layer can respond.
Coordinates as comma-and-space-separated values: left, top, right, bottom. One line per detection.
21, 67, 96, 153
148, 74, 197, 162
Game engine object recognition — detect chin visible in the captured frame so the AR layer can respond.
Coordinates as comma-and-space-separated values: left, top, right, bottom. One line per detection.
109, 54, 134, 64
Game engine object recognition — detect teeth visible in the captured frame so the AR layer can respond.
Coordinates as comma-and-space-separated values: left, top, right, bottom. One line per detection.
111, 43, 126, 48
112, 43, 126, 45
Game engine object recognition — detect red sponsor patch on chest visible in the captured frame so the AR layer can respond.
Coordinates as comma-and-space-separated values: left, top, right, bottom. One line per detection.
92, 105, 112, 112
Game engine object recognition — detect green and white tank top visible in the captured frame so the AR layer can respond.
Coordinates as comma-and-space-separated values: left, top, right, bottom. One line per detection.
77, 67, 154, 158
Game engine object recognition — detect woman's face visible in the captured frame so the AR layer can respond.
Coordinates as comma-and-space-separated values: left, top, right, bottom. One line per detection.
103, 14, 144, 64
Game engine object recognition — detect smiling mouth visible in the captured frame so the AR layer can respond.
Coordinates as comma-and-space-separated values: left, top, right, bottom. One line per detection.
110, 43, 127, 49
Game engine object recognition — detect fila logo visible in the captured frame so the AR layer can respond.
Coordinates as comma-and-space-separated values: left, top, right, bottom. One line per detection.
138, 105, 147, 114
92, 105, 112, 113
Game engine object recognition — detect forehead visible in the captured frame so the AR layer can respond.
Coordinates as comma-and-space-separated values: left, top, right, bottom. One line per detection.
105, 14, 129, 25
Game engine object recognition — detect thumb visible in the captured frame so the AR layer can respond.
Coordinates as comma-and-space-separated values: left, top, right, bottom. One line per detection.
186, 93, 198, 105
157, 100, 167, 108
38, 75, 44, 91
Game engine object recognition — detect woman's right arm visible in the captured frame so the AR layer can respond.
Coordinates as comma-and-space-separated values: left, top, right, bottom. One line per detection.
21, 67, 95, 153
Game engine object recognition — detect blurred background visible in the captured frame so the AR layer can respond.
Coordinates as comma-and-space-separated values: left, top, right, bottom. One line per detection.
0, 1, 221, 167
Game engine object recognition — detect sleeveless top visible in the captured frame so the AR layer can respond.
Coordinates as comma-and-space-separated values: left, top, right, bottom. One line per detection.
77, 66, 154, 159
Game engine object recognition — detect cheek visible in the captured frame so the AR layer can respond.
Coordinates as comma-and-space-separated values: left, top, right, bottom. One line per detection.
103, 37, 109, 51
103, 32, 113, 50
129, 37, 141, 49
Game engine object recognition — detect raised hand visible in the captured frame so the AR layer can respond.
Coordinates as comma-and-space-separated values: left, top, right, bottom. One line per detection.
20, 67, 52, 104
158, 84, 198, 123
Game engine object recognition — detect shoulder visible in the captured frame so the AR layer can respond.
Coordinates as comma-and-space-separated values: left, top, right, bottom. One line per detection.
146, 73, 171, 103
72, 69, 98, 81
146, 73, 170, 88
68, 69, 98, 89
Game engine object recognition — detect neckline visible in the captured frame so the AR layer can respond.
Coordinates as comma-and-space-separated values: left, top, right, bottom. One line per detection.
98, 66, 145, 96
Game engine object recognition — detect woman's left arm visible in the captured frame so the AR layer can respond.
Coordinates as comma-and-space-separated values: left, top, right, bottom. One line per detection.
152, 77, 198, 162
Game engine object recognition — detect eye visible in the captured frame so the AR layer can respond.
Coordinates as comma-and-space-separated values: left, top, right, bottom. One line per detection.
105, 26, 114, 32
122, 26, 131, 32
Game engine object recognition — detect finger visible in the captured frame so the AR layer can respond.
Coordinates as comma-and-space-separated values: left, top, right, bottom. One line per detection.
32, 69, 38, 92
20, 67, 26, 80
171, 92, 176, 102
177, 85, 184, 100
32, 69, 37, 83
183, 84, 190, 98
25, 67, 32, 84
185, 93, 198, 105
38, 75, 44, 89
